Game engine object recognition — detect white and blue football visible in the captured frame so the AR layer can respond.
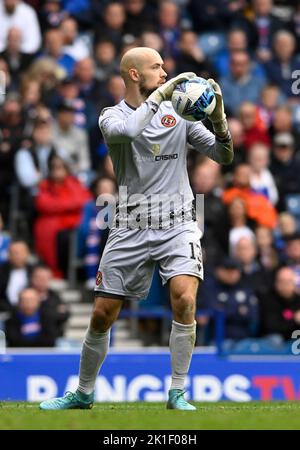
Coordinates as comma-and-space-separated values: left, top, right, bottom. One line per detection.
171, 77, 216, 121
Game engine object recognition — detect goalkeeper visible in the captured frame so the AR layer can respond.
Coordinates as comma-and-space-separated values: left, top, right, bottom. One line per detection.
40, 47, 233, 411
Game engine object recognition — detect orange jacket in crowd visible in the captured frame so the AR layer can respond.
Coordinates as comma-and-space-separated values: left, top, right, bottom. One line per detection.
222, 187, 278, 229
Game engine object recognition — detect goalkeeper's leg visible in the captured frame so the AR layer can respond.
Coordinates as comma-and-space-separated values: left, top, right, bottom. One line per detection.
167, 275, 199, 411
39, 296, 123, 410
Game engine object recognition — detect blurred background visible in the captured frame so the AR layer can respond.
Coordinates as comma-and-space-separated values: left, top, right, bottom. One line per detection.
0, 0, 300, 387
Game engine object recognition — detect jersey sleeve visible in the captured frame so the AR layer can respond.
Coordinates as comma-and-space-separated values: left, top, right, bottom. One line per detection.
99, 100, 159, 145
187, 121, 233, 165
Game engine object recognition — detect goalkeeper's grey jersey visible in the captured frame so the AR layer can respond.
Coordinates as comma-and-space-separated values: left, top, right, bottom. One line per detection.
99, 99, 229, 226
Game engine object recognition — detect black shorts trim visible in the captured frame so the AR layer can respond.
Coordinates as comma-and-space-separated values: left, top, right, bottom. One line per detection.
94, 290, 126, 300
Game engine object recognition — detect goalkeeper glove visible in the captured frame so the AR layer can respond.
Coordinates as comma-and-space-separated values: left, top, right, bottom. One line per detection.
148, 72, 196, 105
207, 78, 228, 135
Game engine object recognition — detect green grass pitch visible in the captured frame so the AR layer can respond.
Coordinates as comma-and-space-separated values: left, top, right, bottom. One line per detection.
1, 402, 300, 430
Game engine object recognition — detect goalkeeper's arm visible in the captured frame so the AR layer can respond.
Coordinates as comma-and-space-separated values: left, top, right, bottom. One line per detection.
206, 78, 234, 165
187, 79, 234, 165
99, 72, 196, 144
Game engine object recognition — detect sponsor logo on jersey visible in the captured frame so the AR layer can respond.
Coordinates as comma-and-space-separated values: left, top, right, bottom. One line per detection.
96, 271, 102, 286
155, 153, 178, 161
161, 115, 176, 127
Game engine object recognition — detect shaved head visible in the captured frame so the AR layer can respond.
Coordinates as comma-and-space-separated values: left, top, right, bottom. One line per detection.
119, 46, 166, 103
120, 47, 163, 84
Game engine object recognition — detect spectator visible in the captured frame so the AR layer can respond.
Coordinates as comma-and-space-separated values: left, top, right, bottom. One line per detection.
191, 158, 225, 264
0, 240, 33, 311
0, 27, 34, 88
214, 28, 266, 78
270, 105, 300, 148
60, 17, 90, 62
264, 30, 300, 99
39, 0, 67, 31
157, 0, 180, 58
140, 31, 163, 53
255, 225, 278, 270
30, 264, 69, 337
43, 28, 76, 77
25, 57, 65, 107
5, 287, 59, 347
94, 39, 119, 84
221, 50, 266, 115
259, 266, 300, 340
234, 235, 270, 293
78, 176, 117, 287
258, 84, 285, 129
199, 257, 258, 344
291, 0, 300, 53
0, 212, 11, 264
74, 57, 103, 108
188, 0, 242, 34
175, 30, 216, 80
0, 57, 12, 95
274, 212, 298, 253
226, 117, 247, 169
34, 154, 91, 277
15, 115, 67, 193
52, 99, 91, 174
248, 142, 278, 205
227, 197, 256, 256
239, 101, 270, 150
0, 0, 42, 54
283, 233, 300, 293
223, 164, 278, 228
0, 94, 25, 222
54, 75, 97, 130
235, 0, 285, 62
99, 74, 125, 111
124, 0, 155, 38
20, 77, 43, 130
95, 1, 126, 51
270, 132, 300, 210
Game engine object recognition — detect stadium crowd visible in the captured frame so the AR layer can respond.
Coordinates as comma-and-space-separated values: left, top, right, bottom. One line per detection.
0, 0, 300, 352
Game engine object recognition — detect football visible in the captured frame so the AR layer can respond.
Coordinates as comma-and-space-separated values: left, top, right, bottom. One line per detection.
171, 77, 216, 122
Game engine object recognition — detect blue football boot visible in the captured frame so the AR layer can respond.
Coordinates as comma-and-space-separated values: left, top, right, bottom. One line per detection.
167, 389, 196, 411
39, 390, 94, 410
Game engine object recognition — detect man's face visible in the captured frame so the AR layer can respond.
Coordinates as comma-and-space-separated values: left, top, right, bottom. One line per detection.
275, 268, 296, 298
235, 238, 257, 265
273, 144, 293, 163
286, 240, 300, 263
4, 0, 18, 14
33, 122, 52, 145
31, 268, 51, 293
230, 53, 250, 79
137, 55, 167, 97
233, 165, 251, 187
19, 289, 41, 316
9, 242, 29, 268
58, 110, 74, 128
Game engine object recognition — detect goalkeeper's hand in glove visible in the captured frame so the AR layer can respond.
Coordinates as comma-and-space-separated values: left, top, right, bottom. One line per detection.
207, 78, 228, 135
148, 72, 196, 105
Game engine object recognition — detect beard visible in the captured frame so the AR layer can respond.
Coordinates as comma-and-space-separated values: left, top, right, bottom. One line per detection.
138, 75, 157, 98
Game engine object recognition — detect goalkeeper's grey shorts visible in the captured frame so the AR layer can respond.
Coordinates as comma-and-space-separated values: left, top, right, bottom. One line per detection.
94, 220, 203, 300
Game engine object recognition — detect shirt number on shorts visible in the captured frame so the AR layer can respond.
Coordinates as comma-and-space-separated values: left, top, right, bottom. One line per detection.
189, 242, 196, 259
189, 241, 202, 271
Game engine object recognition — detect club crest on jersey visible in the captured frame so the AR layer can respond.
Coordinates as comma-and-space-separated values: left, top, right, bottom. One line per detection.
161, 115, 176, 127
152, 144, 160, 155
95, 271, 102, 286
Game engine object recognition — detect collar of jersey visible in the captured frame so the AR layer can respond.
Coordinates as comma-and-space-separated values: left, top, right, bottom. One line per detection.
123, 100, 136, 111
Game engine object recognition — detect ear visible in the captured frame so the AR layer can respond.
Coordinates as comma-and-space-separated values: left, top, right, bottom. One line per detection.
128, 68, 139, 82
